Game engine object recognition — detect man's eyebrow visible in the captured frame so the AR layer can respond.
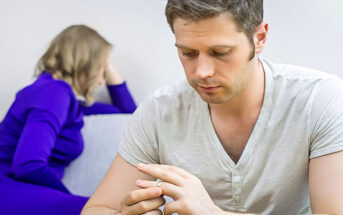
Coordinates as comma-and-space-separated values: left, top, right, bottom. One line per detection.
174, 44, 234, 49
174, 43, 193, 49
209, 45, 234, 49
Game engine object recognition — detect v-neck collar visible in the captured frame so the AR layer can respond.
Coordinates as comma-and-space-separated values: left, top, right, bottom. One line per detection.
200, 58, 274, 170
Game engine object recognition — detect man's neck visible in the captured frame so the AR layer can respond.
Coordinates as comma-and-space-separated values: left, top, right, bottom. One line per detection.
209, 59, 265, 120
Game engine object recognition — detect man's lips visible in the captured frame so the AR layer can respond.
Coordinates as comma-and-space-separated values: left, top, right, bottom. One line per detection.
198, 85, 220, 93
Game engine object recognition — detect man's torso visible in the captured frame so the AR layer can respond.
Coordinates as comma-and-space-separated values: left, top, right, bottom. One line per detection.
119, 58, 343, 214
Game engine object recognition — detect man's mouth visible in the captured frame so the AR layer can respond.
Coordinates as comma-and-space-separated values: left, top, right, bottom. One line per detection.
198, 85, 220, 93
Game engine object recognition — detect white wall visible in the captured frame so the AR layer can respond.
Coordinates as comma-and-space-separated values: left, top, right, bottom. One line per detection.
1, 0, 342, 118
263, 0, 343, 75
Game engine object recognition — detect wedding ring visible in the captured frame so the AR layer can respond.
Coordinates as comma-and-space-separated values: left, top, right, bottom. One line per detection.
156, 179, 162, 187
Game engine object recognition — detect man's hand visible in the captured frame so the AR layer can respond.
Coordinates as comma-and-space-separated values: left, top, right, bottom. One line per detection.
121, 186, 165, 215
136, 163, 223, 215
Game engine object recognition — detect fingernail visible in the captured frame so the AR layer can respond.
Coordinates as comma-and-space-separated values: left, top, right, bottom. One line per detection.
154, 189, 161, 195
136, 179, 142, 185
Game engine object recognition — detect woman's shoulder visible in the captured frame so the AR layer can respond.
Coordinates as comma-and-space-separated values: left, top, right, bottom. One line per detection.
35, 72, 73, 93
18, 72, 74, 101
13, 72, 78, 116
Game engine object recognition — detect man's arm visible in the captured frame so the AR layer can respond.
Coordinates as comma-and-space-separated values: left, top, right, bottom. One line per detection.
81, 154, 165, 215
309, 151, 343, 214
83, 154, 256, 215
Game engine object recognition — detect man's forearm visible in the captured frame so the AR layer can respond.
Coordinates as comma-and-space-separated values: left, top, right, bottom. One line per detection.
222, 211, 258, 215
81, 206, 120, 215
82, 205, 260, 215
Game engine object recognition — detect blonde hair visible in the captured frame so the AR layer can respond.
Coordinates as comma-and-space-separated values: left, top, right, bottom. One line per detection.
35, 25, 112, 104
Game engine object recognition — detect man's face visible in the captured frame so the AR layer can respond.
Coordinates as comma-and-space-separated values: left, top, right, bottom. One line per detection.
173, 14, 256, 104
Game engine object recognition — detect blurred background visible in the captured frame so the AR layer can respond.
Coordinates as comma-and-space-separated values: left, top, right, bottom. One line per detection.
0, 0, 342, 118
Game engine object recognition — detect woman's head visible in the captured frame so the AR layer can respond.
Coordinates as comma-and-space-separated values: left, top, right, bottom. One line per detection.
35, 24, 112, 103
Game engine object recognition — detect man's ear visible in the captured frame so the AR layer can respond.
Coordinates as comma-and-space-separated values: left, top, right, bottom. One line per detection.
254, 22, 269, 54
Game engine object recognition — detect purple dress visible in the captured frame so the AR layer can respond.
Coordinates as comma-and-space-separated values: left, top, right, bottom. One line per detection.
0, 72, 136, 215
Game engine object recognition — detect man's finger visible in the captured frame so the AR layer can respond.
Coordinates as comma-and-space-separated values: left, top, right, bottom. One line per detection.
137, 163, 184, 185
135, 180, 158, 188
123, 187, 162, 206
141, 209, 163, 215
124, 196, 165, 215
153, 164, 192, 178
136, 179, 182, 199
163, 200, 181, 215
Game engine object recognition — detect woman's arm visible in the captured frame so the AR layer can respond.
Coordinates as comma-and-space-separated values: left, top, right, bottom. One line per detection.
81, 83, 137, 115
11, 109, 70, 193
82, 63, 137, 115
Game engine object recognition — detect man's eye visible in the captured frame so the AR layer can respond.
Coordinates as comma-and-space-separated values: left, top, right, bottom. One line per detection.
182, 52, 197, 57
212, 52, 228, 57
181, 50, 199, 57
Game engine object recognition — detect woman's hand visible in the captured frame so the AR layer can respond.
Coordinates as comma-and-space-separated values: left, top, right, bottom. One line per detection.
104, 62, 124, 85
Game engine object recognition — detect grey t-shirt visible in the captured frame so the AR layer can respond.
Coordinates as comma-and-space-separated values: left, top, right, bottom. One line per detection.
119, 58, 343, 215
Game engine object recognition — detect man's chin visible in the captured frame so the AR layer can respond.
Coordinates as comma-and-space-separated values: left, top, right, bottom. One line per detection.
196, 89, 238, 104
198, 93, 227, 104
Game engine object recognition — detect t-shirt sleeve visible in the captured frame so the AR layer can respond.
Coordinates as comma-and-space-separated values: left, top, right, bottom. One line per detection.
118, 96, 160, 166
309, 78, 343, 159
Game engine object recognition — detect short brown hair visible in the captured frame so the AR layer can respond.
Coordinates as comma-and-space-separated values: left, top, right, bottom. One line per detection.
165, 0, 263, 59
35, 25, 112, 103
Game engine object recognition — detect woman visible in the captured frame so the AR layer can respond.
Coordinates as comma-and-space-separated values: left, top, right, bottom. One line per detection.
0, 25, 136, 215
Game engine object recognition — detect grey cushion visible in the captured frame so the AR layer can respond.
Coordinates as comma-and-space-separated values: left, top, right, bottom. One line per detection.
62, 114, 131, 197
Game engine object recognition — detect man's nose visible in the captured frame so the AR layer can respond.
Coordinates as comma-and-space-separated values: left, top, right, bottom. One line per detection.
195, 55, 215, 79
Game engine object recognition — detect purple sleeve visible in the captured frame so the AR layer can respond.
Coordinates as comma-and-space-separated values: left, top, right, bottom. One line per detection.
11, 109, 70, 193
82, 82, 137, 115
10, 81, 73, 193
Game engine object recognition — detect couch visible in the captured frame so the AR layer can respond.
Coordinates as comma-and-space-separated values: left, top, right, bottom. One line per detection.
62, 114, 132, 197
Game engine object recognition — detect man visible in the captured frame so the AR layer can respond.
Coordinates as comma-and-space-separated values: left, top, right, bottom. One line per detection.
82, 0, 343, 214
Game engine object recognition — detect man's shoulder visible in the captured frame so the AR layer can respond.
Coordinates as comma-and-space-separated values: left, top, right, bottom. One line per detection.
150, 80, 198, 105
262, 58, 343, 98
263, 58, 340, 83
138, 80, 201, 118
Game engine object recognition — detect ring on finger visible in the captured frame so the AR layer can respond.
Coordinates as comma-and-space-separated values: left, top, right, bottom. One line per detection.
156, 179, 163, 188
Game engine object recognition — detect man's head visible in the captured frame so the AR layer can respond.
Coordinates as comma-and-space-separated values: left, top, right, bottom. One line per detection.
166, 0, 263, 60
165, 0, 267, 104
